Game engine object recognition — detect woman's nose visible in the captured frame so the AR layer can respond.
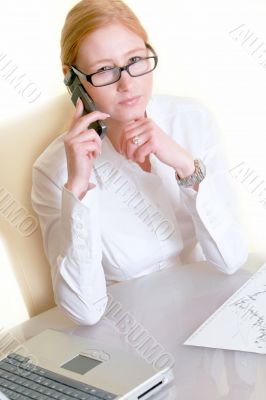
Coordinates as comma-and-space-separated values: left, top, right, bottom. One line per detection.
117, 70, 134, 92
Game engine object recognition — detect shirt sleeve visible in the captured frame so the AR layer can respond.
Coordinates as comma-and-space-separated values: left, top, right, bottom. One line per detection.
31, 167, 108, 325
178, 105, 249, 274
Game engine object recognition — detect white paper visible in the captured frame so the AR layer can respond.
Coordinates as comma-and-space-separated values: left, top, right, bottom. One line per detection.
184, 262, 266, 354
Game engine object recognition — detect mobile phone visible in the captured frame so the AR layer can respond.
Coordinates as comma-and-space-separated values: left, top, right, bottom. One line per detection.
64, 69, 107, 138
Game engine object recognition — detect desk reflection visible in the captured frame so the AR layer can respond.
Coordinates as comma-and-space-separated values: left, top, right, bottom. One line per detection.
17, 257, 266, 400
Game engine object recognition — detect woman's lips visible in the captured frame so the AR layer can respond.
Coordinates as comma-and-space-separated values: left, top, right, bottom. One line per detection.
118, 96, 141, 106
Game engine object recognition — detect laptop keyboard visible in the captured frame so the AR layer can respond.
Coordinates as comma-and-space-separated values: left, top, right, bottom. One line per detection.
0, 353, 117, 400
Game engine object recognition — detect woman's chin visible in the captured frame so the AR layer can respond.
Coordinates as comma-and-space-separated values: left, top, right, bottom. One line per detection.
118, 108, 146, 123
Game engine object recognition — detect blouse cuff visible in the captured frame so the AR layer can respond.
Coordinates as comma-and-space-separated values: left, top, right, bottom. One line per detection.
179, 170, 233, 231
60, 185, 100, 262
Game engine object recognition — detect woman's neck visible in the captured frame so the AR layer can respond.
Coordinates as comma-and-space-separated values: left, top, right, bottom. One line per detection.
105, 119, 123, 153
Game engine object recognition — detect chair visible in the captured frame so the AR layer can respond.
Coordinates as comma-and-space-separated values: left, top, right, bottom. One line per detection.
0, 93, 74, 318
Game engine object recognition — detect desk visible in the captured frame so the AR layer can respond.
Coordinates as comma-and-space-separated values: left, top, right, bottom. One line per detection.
11, 254, 266, 399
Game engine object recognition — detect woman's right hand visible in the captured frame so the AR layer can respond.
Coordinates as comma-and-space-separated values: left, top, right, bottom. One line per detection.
64, 98, 110, 200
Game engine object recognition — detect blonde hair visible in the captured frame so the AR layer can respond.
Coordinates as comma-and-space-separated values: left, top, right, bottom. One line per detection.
61, 0, 150, 66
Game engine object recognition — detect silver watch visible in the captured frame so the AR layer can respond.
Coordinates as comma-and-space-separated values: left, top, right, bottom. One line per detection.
175, 159, 206, 187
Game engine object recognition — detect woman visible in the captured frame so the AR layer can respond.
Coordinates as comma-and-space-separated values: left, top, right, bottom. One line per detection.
32, 0, 248, 325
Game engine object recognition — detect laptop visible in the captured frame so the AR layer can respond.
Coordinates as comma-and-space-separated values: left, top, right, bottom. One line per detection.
0, 329, 174, 399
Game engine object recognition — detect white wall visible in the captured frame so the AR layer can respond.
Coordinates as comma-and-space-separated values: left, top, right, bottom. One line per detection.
1, 0, 266, 326
129, 0, 266, 253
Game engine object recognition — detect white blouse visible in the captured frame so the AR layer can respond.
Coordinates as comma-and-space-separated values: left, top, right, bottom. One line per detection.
31, 95, 248, 325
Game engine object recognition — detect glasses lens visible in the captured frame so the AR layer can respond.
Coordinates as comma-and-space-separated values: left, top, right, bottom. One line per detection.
90, 56, 157, 86
91, 68, 120, 86
129, 57, 156, 77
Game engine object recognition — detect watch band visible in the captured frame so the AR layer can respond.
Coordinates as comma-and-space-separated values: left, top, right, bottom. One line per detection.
175, 159, 206, 187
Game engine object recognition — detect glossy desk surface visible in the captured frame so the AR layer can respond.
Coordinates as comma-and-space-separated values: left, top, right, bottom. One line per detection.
13, 254, 266, 399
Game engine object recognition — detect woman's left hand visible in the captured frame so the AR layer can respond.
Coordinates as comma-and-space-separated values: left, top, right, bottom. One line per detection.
120, 117, 195, 178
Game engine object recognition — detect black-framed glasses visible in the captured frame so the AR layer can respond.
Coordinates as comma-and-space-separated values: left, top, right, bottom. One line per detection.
71, 47, 158, 87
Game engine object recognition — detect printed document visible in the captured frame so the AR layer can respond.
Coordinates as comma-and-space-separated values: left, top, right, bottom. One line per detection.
184, 262, 266, 354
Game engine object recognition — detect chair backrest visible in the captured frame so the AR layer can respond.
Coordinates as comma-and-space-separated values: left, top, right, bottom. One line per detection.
0, 93, 74, 317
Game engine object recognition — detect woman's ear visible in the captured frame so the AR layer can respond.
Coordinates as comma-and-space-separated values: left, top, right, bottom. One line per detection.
62, 65, 70, 76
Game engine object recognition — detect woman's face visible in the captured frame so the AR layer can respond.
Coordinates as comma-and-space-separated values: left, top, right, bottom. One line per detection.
75, 23, 153, 125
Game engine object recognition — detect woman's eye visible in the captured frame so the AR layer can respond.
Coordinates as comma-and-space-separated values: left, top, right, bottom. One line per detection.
129, 56, 142, 63
97, 66, 114, 72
